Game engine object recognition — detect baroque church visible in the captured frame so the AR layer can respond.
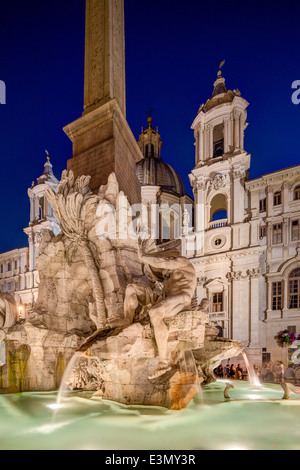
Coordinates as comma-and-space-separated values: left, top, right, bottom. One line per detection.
1, 0, 300, 368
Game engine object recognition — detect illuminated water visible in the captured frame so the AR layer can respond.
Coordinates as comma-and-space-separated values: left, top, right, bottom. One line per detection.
0, 380, 300, 450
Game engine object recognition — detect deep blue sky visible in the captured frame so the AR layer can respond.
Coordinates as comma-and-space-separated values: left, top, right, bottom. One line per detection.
0, 0, 299, 252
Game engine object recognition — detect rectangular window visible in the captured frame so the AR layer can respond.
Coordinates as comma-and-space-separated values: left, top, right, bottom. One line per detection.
262, 352, 271, 365
272, 282, 282, 310
288, 325, 296, 334
274, 192, 282, 206
292, 220, 300, 241
259, 198, 266, 212
260, 226, 267, 238
294, 186, 300, 201
272, 223, 282, 244
289, 279, 300, 309
212, 293, 223, 312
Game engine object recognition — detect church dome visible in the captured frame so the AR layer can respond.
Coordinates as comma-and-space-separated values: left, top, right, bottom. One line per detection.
136, 115, 187, 197
136, 157, 186, 197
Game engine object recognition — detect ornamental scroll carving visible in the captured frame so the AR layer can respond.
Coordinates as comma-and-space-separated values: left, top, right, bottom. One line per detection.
226, 268, 261, 282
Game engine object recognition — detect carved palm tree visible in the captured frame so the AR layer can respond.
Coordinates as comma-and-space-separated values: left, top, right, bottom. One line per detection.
45, 170, 106, 326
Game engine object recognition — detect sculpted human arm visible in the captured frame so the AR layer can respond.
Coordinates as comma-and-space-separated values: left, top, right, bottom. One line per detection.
139, 252, 189, 271
137, 239, 191, 270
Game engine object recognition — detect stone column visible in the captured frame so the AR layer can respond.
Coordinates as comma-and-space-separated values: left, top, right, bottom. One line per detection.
224, 118, 229, 153
234, 113, 240, 150
239, 113, 245, 151
209, 125, 213, 159
193, 180, 205, 256
228, 271, 250, 345
248, 268, 260, 347
194, 130, 199, 165
198, 125, 204, 163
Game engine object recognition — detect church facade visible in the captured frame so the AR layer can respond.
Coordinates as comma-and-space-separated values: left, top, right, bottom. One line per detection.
0, 156, 60, 311
187, 69, 300, 366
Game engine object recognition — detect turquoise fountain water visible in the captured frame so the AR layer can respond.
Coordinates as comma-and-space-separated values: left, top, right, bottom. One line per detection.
0, 379, 299, 450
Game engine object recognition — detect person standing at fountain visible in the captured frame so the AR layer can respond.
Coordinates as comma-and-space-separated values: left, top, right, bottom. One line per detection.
235, 364, 243, 380
229, 364, 236, 379
285, 364, 296, 384
273, 361, 285, 383
261, 363, 276, 383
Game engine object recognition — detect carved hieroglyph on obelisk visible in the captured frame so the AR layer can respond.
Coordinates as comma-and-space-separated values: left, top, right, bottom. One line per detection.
83, 0, 126, 115
64, 0, 142, 203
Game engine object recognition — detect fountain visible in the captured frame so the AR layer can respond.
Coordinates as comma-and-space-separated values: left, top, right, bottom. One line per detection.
0, 170, 299, 449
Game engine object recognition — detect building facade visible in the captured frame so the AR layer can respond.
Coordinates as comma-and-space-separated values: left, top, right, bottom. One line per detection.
0, 155, 59, 313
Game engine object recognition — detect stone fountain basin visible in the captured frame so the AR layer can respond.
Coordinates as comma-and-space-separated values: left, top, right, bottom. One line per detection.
0, 380, 299, 450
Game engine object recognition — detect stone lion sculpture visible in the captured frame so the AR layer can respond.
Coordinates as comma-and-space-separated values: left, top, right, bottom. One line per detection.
0, 293, 18, 329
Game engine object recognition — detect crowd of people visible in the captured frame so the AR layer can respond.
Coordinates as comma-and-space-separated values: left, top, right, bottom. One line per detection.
214, 361, 300, 384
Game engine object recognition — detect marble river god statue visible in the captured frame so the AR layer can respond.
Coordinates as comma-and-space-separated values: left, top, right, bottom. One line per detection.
109, 239, 197, 380
0, 170, 243, 408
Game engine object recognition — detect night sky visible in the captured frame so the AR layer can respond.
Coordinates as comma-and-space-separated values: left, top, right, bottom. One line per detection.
0, 0, 299, 253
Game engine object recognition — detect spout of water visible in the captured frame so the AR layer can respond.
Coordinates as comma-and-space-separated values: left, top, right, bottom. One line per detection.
177, 342, 203, 405
242, 350, 261, 388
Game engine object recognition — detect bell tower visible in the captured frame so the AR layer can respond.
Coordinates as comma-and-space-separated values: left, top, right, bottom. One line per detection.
138, 114, 162, 160
189, 65, 250, 255
24, 153, 60, 273
64, 0, 142, 204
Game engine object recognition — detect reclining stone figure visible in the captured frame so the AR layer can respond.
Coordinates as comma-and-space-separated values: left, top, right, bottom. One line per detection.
109, 239, 197, 380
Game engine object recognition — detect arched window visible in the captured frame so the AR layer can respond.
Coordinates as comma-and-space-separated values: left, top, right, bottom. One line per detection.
213, 123, 224, 158
289, 268, 300, 309
39, 197, 45, 220
294, 185, 300, 201
210, 193, 227, 222
145, 145, 149, 158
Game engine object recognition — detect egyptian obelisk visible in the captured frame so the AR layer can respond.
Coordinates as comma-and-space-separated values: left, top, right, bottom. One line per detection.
64, 0, 142, 203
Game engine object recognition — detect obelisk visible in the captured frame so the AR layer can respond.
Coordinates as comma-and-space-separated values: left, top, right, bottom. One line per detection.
64, 0, 142, 203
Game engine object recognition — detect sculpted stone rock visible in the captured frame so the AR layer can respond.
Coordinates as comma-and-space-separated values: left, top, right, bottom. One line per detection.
224, 382, 234, 399
109, 239, 197, 380
281, 382, 300, 400
0, 171, 244, 408
0, 293, 18, 329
